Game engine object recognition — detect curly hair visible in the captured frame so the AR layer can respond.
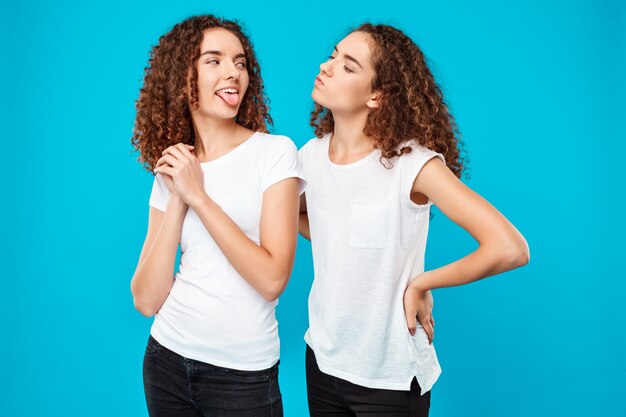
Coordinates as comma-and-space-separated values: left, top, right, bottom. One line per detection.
310, 23, 467, 179
131, 15, 272, 172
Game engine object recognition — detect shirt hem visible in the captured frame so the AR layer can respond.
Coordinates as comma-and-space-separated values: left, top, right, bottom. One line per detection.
151, 328, 280, 371
305, 342, 441, 395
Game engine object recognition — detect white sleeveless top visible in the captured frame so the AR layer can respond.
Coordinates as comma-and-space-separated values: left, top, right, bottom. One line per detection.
298, 133, 444, 395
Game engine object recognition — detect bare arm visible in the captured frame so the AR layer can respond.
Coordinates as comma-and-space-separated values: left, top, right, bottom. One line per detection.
403, 157, 530, 342
152, 143, 301, 302
130, 197, 188, 317
298, 193, 310, 241
189, 178, 300, 302
411, 157, 530, 292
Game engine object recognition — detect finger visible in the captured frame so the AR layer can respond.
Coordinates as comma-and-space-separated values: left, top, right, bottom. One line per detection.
430, 317, 435, 338
172, 144, 195, 161
154, 165, 176, 177
155, 157, 171, 168
170, 143, 195, 164
161, 145, 187, 161
162, 146, 189, 163
153, 161, 173, 171
178, 143, 200, 162
175, 142, 195, 157
415, 312, 427, 328
406, 312, 417, 336
157, 154, 183, 169
423, 321, 434, 345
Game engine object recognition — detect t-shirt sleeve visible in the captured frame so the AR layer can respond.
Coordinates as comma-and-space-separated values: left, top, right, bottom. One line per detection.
400, 145, 446, 209
297, 143, 307, 190
148, 173, 170, 212
261, 137, 308, 195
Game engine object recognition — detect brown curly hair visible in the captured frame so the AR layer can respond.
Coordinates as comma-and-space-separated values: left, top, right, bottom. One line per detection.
310, 23, 467, 178
131, 14, 273, 172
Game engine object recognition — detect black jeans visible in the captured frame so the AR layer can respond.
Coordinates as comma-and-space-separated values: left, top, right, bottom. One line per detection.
143, 335, 283, 417
306, 345, 431, 417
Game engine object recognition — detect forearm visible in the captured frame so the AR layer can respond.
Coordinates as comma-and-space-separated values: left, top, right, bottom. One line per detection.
412, 238, 530, 292
192, 193, 295, 301
131, 198, 187, 316
299, 213, 311, 241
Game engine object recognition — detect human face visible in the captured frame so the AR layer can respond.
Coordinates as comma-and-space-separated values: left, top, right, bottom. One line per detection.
191, 27, 249, 119
312, 31, 379, 114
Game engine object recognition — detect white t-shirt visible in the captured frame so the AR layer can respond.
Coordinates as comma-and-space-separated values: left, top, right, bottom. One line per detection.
298, 133, 444, 395
147, 131, 306, 371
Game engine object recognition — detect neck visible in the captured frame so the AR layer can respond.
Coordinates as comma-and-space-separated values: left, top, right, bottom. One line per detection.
191, 114, 247, 157
330, 109, 374, 155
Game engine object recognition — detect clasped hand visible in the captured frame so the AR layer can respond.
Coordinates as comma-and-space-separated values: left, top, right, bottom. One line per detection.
153, 143, 205, 207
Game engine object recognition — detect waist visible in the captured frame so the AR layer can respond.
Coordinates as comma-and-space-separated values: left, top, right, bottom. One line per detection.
151, 314, 280, 370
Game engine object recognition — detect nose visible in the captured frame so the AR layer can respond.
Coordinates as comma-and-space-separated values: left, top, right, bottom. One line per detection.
224, 61, 240, 80
319, 60, 332, 77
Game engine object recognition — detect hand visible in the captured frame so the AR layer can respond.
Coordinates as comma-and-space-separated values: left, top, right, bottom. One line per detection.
155, 145, 194, 198
154, 144, 205, 207
154, 144, 195, 196
403, 279, 435, 344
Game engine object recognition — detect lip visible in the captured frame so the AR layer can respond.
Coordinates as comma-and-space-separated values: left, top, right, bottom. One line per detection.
214, 85, 241, 107
214, 86, 240, 94
314, 75, 324, 86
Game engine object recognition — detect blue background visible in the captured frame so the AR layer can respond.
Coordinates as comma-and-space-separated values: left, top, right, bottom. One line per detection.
1, 1, 624, 416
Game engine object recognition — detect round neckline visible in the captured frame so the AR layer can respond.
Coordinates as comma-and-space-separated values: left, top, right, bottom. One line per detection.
325, 133, 378, 169
198, 131, 261, 167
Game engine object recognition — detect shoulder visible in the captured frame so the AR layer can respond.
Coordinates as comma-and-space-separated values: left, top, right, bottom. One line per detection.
397, 139, 446, 166
299, 133, 329, 156
254, 132, 298, 154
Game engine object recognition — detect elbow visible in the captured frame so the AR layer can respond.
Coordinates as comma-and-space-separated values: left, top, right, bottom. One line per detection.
259, 274, 290, 302
262, 293, 280, 303
260, 287, 282, 303
133, 296, 159, 317
130, 281, 159, 317
502, 238, 530, 270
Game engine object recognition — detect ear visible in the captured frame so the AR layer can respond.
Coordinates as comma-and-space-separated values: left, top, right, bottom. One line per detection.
366, 91, 381, 109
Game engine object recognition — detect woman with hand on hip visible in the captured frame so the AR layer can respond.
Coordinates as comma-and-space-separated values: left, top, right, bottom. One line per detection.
298, 23, 530, 416
130, 14, 305, 417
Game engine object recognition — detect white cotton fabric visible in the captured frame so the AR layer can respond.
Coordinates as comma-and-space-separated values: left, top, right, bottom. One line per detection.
148, 132, 306, 370
298, 133, 444, 395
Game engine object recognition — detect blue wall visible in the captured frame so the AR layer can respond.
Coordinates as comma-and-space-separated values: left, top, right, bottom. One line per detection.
1, 1, 623, 416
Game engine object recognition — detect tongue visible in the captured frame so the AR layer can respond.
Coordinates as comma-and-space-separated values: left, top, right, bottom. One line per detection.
217, 91, 239, 106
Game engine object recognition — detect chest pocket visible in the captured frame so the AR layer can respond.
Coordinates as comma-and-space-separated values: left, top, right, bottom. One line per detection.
349, 203, 389, 249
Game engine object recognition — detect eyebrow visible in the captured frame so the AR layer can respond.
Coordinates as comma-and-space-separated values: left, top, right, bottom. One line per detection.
334, 46, 363, 69
199, 50, 246, 59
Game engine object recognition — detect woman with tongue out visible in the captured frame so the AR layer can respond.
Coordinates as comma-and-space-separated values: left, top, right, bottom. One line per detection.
298, 23, 530, 416
130, 15, 305, 417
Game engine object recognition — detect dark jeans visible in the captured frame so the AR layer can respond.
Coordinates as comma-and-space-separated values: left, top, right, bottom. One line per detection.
143, 335, 283, 417
306, 345, 431, 417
